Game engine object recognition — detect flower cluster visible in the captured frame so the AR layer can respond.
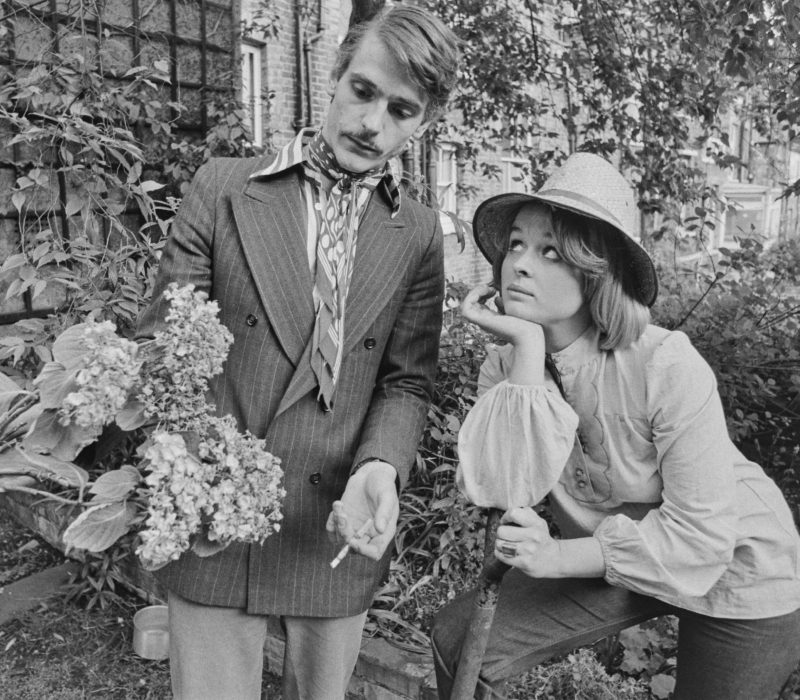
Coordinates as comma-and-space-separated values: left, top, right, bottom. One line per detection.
136, 431, 212, 567
59, 321, 141, 429
131, 284, 283, 569
136, 417, 285, 569
138, 283, 233, 430
45, 283, 284, 569
198, 416, 285, 544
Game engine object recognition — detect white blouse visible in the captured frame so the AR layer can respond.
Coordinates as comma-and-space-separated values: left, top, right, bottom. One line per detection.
457, 324, 800, 619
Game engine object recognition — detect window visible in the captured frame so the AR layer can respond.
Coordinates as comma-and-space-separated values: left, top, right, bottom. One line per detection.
436, 145, 457, 212
436, 145, 457, 233
502, 158, 528, 193
241, 43, 263, 147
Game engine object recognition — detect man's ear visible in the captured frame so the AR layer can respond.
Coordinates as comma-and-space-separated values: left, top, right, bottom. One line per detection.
327, 72, 338, 98
413, 119, 433, 139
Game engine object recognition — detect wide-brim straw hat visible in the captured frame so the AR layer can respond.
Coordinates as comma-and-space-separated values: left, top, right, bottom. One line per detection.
473, 152, 658, 306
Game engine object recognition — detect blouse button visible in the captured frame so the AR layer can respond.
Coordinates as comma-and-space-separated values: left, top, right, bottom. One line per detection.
577, 480, 587, 488
575, 469, 584, 478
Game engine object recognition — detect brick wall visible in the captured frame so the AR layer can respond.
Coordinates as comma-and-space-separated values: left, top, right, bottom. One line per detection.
258, 0, 343, 147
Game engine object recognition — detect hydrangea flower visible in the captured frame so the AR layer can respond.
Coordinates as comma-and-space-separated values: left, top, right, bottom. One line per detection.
58, 320, 141, 429
136, 422, 285, 569
50, 284, 284, 570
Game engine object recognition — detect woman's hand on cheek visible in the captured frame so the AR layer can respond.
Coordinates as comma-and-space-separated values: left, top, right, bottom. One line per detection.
461, 284, 545, 347
494, 507, 562, 578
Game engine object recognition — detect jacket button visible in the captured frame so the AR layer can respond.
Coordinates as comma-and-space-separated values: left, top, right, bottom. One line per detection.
309, 472, 322, 485
246, 314, 258, 327
364, 337, 376, 350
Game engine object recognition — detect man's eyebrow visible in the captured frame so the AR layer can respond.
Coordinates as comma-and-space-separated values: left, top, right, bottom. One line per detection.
349, 71, 424, 112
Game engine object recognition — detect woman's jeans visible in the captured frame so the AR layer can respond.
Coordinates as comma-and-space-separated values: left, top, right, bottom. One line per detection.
431, 569, 800, 700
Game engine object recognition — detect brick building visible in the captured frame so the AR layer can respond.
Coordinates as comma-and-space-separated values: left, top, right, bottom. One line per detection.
2, 0, 796, 323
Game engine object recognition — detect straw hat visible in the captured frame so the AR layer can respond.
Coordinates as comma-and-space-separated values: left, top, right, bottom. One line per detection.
473, 152, 658, 306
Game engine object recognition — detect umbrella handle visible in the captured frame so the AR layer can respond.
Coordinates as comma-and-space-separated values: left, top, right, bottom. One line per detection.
450, 508, 510, 700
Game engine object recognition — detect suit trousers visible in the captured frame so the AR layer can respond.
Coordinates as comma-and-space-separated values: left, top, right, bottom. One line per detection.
431, 568, 800, 700
168, 591, 368, 700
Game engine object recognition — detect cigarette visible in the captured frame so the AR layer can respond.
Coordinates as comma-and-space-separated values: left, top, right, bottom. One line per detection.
330, 518, 373, 569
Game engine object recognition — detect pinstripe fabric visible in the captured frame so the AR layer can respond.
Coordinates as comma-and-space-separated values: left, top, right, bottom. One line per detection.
136, 155, 444, 616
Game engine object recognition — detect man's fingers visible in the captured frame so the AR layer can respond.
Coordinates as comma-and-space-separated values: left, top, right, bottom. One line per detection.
348, 530, 392, 561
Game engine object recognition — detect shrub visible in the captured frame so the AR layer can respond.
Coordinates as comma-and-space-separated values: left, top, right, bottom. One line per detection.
652, 238, 800, 513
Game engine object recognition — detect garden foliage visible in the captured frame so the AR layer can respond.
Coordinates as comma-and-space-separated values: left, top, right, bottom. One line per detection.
1, 0, 800, 693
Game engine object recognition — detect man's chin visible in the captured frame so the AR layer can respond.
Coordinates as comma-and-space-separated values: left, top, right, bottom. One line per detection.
335, 144, 384, 173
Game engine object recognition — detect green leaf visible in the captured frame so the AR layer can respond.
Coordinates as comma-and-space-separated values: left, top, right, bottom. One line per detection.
139, 180, 164, 193
0, 388, 34, 418
89, 467, 140, 502
115, 398, 147, 431
50, 323, 91, 369
191, 531, 228, 558
0, 447, 89, 490
0, 254, 26, 273
11, 191, 25, 211
23, 408, 101, 461
63, 501, 137, 553
649, 674, 676, 699
64, 197, 85, 217
33, 362, 77, 409
0, 372, 22, 392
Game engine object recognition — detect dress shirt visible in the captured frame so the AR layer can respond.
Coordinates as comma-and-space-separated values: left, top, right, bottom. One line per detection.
457, 324, 800, 619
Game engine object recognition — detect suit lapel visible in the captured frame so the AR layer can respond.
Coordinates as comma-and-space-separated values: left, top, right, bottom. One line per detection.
275, 192, 413, 417
231, 171, 315, 368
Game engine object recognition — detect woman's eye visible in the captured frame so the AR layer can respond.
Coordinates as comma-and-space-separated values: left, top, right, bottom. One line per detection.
542, 246, 562, 261
507, 238, 524, 252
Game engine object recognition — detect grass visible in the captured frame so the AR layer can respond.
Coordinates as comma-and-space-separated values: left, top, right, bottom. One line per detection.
0, 509, 282, 700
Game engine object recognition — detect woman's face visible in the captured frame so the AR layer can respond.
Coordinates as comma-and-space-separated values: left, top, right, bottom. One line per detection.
500, 205, 592, 347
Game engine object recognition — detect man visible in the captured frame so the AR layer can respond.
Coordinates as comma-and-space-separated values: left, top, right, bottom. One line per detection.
136, 6, 460, 700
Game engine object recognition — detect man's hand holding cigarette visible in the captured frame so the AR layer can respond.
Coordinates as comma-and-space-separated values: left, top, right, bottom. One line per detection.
326, 460, 399, 566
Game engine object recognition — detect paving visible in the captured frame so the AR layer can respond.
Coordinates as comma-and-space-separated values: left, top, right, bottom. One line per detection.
0, 561, 79, 627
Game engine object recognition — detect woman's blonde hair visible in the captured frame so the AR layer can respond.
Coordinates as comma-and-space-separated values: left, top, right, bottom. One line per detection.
491, 204, 650, 350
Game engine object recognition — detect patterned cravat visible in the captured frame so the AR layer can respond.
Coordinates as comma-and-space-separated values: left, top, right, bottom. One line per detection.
306, 132, 385, 411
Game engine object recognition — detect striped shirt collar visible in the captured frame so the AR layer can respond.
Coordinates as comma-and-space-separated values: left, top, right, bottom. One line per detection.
249, 128, 402, 216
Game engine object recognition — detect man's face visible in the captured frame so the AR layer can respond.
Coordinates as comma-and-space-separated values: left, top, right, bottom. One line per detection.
322, 31, 431, 173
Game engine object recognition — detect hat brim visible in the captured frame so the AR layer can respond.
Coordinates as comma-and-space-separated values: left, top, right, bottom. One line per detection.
473, 192, 658, 307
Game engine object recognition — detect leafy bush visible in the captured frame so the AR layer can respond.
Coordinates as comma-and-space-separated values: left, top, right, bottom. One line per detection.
0, 1, 262, 371
652, 237, 800, 513
509, 648, 651, 700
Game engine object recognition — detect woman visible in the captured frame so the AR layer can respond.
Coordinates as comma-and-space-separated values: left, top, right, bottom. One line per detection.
431, 153, 800, 700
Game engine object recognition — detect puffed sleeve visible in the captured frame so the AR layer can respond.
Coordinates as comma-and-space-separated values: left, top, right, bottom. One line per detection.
594, 331, 740, 599
456, 345, 579, 509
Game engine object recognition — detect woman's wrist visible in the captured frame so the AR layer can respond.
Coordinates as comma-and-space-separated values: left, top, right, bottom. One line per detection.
508, 326, 546, 385
553, 537, 607, 578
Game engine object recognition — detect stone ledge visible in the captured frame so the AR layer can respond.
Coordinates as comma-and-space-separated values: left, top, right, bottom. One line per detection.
0, 561, 80, 626
0, 490, 439, 700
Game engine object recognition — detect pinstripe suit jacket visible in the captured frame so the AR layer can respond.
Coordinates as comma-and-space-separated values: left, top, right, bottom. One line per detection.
135, 155, 444, 617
